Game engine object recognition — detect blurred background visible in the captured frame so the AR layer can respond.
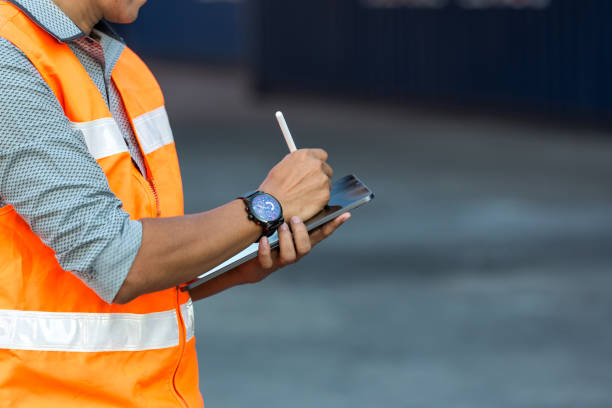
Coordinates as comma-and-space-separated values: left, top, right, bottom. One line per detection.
116, 1, 612, 407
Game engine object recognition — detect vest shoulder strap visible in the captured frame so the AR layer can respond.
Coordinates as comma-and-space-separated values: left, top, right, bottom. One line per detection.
0, 2, 109, 120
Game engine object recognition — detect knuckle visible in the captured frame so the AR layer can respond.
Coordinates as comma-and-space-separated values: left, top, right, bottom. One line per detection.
319, 172, 329, 184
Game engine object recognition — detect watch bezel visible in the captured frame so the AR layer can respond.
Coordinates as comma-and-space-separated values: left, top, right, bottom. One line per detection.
240, 191, 284, 237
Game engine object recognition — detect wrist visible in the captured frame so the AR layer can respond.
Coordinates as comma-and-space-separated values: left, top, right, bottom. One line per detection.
227, 199, 263, 238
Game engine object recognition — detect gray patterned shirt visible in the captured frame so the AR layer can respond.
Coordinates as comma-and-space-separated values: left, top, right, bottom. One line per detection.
0, 0, 147, 303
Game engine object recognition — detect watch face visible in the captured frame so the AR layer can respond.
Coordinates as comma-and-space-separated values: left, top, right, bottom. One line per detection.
251, 194, 281, 222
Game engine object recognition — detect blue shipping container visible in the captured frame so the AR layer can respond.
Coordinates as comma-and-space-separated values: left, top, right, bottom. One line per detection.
251, 0, 612, 119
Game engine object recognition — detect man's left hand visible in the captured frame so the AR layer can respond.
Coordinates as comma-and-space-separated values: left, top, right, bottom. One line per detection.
233, 213, 351, 284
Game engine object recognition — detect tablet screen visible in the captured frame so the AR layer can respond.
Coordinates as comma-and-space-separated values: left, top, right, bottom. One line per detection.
304, 174, 372, 229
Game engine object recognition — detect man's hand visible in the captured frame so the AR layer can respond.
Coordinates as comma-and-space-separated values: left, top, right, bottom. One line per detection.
229, 212, 351, 284
259, 149, 333, 222
187, 213, 350, 301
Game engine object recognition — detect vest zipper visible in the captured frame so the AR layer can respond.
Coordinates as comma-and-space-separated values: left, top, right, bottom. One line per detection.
171, 287, 189, 408
144, 170, 182, 404
144, 170, 184, 406
147, 177, 161, 217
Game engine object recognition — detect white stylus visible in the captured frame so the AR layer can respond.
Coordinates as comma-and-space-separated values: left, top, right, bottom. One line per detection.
275, 111, 297, 153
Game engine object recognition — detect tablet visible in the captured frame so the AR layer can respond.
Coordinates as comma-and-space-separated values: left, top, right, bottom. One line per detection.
184, 174, 374, 291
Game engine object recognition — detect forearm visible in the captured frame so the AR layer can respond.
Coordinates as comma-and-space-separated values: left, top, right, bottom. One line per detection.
114, 148, 334, 304
188, 211, 352, 303
114, 199, 261, 303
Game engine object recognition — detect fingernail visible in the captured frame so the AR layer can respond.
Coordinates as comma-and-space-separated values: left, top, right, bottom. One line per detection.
291, 216, 302, 225
279, 223, 289, 232
260, 237, 269, 248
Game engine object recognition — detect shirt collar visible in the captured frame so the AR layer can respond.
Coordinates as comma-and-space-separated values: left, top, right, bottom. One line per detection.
8, 0, 124, 44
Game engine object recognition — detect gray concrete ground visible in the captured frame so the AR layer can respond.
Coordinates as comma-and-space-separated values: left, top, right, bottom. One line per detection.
150, 61, 612, 408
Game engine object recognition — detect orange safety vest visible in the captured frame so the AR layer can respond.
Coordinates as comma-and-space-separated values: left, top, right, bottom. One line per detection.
0, 3, 203, 407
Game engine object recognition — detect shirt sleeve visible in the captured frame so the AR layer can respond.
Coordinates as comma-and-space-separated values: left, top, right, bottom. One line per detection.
0, 38, 142, 303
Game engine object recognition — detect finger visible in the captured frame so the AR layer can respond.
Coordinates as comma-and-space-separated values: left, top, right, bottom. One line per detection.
290, 216, 312, 258
309, 213, 349, 245
322, 212, 351, 234
321, 162, 333, 179
257, 236, 274, 270
278, 223, 297, 265
310, 212, 351, 246
308, 148, 328, 162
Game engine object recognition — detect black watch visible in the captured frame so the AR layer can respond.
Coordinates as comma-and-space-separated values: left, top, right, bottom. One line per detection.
239, 191, 284, 238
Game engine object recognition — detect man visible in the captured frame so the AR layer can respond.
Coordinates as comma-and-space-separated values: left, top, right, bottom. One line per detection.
0, 0, 349, 406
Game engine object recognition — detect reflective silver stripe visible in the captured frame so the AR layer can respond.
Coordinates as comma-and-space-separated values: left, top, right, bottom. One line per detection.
181, 299, 195, 342
70, 118, 129, 160
133, 106, 174, 154
0, 302, 194, 352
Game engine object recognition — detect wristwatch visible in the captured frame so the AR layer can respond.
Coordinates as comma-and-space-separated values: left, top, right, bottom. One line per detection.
239, 191, 284, 238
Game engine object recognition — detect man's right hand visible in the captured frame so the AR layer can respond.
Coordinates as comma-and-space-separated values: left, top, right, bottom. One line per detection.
258, 148, 333, 222
116, 148, 333, 304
